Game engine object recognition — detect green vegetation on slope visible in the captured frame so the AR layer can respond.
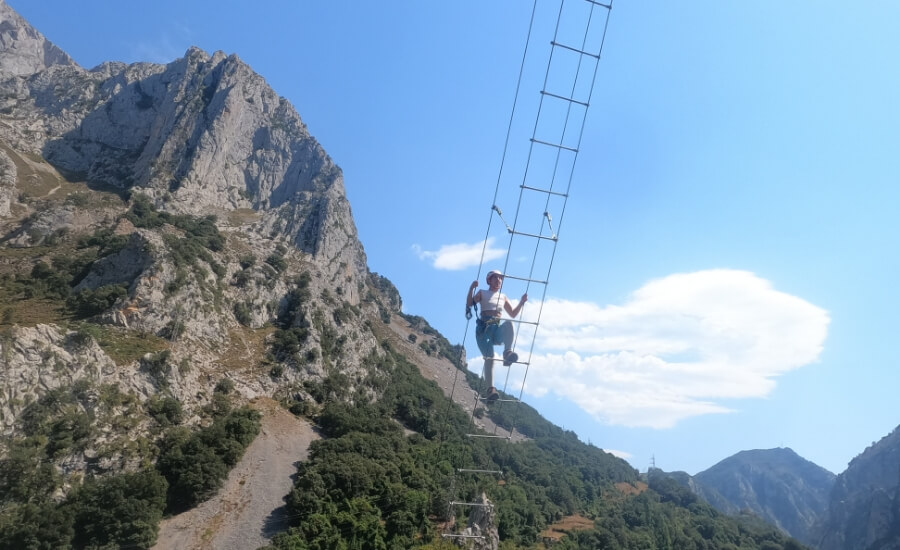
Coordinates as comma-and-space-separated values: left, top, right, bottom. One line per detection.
265, 345, 807, 549
0, 381, 260, 550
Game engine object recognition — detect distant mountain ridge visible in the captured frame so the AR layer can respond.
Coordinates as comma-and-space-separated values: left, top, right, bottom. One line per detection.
660, 429, 900, 550
692, 448, 835, 545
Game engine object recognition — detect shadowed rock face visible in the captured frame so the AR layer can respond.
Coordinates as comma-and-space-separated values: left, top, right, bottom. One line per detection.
692, 447, 836, 545
815, 426, 900, 550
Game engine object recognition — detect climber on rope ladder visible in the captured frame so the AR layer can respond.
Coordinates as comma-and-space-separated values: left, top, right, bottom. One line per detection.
466, 270, 528, 402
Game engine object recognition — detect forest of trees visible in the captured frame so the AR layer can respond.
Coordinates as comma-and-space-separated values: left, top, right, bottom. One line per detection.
265, 348, 808, 550
0, 384, 259, 549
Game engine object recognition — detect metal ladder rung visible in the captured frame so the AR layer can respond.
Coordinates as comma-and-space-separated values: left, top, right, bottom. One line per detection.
540, 90, 589, 107
442, 534, 486, 540
584, 0, 612, 9
531, 137, 579, 153
520, 184, 568, 198
450, 501, 495, 508
504, 318, 539, 326
466, 433, 511, 440
550, 40, 601, 60
457, 468, 504, 475
497, 359, 529, 366
508, 228, 558, 242
502, 273, 549, 285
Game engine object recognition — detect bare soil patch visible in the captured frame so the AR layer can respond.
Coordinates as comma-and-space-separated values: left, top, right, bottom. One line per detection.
539, 514, 596, 542
614, 480, 649, 496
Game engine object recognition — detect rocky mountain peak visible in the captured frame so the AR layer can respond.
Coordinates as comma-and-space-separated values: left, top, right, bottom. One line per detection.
0, 0, 76, 76
693, 447, 836, 545
0, 12, 367, 300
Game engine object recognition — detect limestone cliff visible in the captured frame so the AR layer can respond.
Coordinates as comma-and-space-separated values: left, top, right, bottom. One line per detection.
0, 1, 389, 466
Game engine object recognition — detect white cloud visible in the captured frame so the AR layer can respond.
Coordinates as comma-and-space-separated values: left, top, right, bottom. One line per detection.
412, 238, 505, 270
509, 270, 829, 429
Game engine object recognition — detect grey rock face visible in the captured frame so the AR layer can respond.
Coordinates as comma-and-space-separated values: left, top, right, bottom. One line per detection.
0, 324, 155, 435
74, 230, 153, 292
451, 492, 499, 550
0, 0, 383, 479
815, 426, 900, 550
0, 147, 14, 216
0, 0, 76, 77
0, 20, 367, 296
693, 447, 836, 545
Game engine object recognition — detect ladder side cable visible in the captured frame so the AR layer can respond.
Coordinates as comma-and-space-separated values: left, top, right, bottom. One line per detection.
504, 1, 613, 435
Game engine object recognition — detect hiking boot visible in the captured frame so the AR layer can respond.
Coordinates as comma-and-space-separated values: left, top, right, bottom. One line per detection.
485, 387, 500, 402
502, 349, 518, 366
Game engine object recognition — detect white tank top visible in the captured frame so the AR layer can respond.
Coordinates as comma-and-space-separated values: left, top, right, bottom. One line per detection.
477, 289, 507, 316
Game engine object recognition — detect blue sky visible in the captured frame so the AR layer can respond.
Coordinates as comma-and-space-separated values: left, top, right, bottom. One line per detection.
10, 0, 899, 476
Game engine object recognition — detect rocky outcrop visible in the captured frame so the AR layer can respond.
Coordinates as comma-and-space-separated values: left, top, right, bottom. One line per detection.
815, 426, 900, 550
0, 147, 14, 216
0, 324, 154, 432
451, 492, 499, 550
0, 0, 76, 77
692, 448, 835, 545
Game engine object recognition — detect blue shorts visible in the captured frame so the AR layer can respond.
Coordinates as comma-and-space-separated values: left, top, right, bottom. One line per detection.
475, 318, 512, 358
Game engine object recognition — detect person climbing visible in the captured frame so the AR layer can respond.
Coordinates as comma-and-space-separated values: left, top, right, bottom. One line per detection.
466, 270, 528, 402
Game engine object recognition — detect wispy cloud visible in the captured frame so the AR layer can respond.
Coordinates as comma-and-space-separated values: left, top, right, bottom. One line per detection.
510, 270, 829, 429
131, 23, 194, 64
412, 238, 505, 270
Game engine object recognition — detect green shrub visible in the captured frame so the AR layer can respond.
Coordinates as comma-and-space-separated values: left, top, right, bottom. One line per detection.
233, 302, 253, 326
78, 227, 129, 257
271, 327, 309, 361
67, 284, 127, 318
156, 407, 260, 512
0, 501, 75, 550
0, 437, 61, 503
70, 470, 168, 550
239, 255, 256, 269
160, 319, 186, 340
147, 396, 183, 427
265, 252, 287, 273
214, 378, 235, 395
